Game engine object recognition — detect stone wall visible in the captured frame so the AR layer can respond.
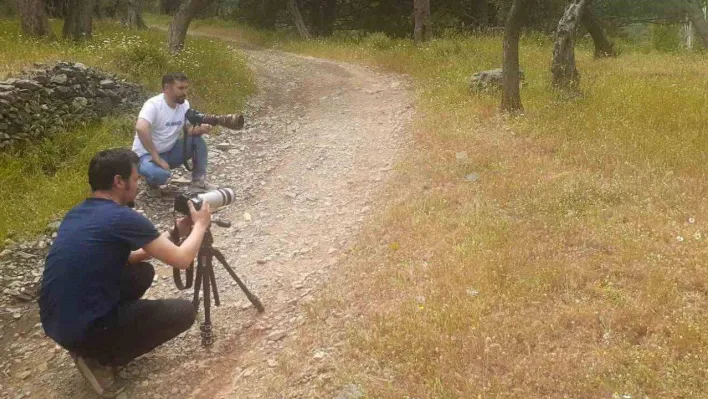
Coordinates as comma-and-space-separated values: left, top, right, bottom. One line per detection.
0, 61, 146, 149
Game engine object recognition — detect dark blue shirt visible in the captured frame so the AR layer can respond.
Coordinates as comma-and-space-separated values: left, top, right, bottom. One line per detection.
39, 198, 160, 347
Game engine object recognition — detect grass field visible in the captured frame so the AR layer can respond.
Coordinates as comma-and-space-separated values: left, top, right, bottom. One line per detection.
157, 20, 708, 397
6, 14, 708, 396
0, 19, 254, 242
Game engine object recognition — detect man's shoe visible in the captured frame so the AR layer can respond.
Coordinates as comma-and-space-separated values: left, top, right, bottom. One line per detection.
74, 356, 125, 398
145, 184, 163, 198
190, 178, 218, 192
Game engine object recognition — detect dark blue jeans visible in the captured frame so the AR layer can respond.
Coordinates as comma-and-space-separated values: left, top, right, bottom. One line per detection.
138, 136, 208, 186
67, 262, 196, 367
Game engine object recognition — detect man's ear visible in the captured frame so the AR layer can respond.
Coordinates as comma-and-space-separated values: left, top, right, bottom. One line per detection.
113, 174, 125, 189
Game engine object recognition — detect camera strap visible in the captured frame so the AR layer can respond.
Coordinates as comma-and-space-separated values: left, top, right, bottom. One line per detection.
171, 213, 194, 290
182, 124, 197, 172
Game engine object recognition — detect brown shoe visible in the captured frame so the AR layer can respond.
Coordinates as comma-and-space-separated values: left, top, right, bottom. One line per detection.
74, 356, 125, 398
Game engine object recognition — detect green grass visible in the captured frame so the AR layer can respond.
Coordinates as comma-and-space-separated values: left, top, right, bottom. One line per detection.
171, 23, 708, 397
0, 19, 255, 242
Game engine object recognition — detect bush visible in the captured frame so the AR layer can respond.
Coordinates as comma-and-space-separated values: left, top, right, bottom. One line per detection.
651, 24, 681, 52
363, 32, 395, 50
113, 41, 170, 81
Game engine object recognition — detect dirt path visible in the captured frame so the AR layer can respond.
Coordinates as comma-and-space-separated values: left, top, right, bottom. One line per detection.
0, 46, 413, 398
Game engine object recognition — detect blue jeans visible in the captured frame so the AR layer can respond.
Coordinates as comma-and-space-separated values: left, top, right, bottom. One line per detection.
138, 136, 208, 186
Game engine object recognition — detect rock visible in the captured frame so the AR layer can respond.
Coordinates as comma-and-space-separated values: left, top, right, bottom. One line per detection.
243, 212, 252, 222
266, 359, 277, 368
216, 142, 231, 151
17, 370, 32, 380
469, 68, 525, 92
36, 362, 48, 373
46, 221, 61, 232
334, 384, 365, 399
256, 259, 267, 265
267, 330, 288, 341
17, 251, 35, 260
0, 249, 10, 258
50, 74, 68, 85
12, 312, 21, 320
99, 79, 116, 89
464, 173, 480, 183
285, 192, 297, 199
14, 79, 42, 91
455, 151, 468, 162
313, 351, 326, 360
466, 288, 479, 297
71, 97, 88, 110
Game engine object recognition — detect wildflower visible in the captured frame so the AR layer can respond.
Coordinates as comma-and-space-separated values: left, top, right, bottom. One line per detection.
676, 235, 685, 242
694, 231, 702, 240
689, 217, 696, 224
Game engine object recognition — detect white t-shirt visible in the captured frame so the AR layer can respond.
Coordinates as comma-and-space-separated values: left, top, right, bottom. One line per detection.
132, 94, 191, 157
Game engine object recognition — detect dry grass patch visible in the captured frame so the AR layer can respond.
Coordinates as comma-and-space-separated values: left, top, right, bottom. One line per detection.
260, 34, 708, 398
139, 20, 708, 397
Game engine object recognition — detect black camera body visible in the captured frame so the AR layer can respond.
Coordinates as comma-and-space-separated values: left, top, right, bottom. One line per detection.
185, 108, 207, 126
174, 192, 204, 215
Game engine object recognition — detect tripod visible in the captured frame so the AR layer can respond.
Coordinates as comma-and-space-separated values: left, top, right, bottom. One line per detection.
172, 218, 265, 347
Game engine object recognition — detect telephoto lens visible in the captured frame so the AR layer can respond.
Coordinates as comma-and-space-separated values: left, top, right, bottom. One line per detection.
197, 188, 235, 210
174, 188, 235, 215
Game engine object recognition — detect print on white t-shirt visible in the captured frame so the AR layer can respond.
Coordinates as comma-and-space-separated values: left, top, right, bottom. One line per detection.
132, 94, 191, 157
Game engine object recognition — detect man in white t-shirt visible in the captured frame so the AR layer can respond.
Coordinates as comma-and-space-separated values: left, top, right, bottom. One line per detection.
132, 73, 215, 194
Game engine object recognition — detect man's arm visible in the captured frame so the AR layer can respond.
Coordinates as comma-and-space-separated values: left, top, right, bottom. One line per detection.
142, 202, 211, 270
127, 217, 194, 265
136, 118, 169, 170
184, 122, 212, 137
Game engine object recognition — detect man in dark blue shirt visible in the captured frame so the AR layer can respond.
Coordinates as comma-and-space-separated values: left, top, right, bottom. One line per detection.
40, 148, 212, 398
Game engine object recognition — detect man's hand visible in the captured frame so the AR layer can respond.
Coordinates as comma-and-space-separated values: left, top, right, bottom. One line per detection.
188, 200, 211, 228
175, 216, 194, 238
190, 124, 213, 137
152, 156, 169, 170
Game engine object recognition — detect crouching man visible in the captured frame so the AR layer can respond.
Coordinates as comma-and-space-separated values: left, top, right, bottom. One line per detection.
132, 72, 216, 196
39, 148, 211, 398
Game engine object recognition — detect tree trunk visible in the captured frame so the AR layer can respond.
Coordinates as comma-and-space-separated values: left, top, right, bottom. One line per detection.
257, 0, 280, 30
581, 7, 615, 58
63, 0, 95, 41
323, 0, 337, 36
478, 0, 489, 29
287, 0, 311, 40
501, 0, 525, 113
551, 0, 589, 90
413, 0, 431, 44
310, 0, 323, 36
683, 0, 708, 48
168, 0, 213, 54
17, 0, 54, 38
161, 0, 182, 15
123, 0, 146, 29
47, 0, 67, 18
105, 0, 120, 18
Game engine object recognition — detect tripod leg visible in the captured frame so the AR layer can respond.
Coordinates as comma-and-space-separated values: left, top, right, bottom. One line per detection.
201, 253, 214, 347
209, 261, 220, 307
213, 249, 265, 313
193, 257, 204, 310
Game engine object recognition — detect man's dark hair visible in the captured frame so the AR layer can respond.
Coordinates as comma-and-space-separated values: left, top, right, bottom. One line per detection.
162, 72, 189, 89
88, 148, 139, 192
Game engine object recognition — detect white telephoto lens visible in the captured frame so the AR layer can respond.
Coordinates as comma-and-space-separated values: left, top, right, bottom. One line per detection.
197, 188, 235, 210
